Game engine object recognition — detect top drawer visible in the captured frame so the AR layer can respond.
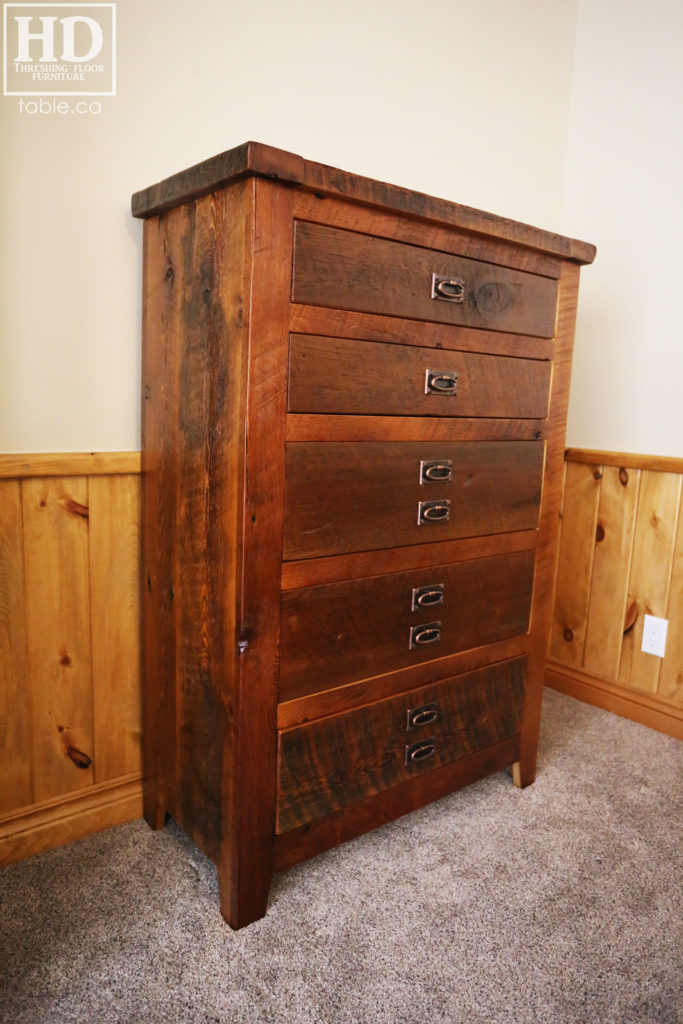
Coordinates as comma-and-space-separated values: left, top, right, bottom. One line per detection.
292, 222, 559, 338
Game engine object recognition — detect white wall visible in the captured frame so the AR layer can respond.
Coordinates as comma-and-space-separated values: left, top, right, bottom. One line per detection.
562, 0, 683, 457
0, 0, 579, 452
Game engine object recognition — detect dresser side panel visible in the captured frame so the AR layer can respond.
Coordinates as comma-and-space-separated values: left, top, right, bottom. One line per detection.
517, 260, 582, 785
141, 183, 252, 860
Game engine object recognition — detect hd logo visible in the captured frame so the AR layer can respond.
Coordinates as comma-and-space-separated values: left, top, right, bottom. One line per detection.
3, 4, 116, 95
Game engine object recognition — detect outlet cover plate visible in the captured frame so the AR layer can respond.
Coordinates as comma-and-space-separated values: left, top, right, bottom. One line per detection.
641, 614, 668, 658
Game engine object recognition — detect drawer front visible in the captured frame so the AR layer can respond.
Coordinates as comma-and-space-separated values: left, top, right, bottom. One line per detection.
291, 222, 558, 338
276, 657, 526, 833
280, 549, 534, 701
288, 335, 550, 419
283, 440, 544, 560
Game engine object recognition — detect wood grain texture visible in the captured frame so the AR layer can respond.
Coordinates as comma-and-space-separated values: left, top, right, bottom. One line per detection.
0, 452, 141, 479
293, 191, 563, 278
290, 305, 552, 361
0, 481, 31, 812
618, 471, 681, 693
658, 500, 683, 703
132, 140, 596, 265
280, 551, 534, 701
89, 475, 141, 782
0, 773, 142, 867
286, 415, 545, 443
274, 735, 519, 871
283, 440, 544, 560
514, 262, 582, 787
582, 465, 640, 679
217, 179, 295, 928
140, 213, 180, 832
22, 477, 94, 801
281, 530, 537, 590
566, 449, 683, 474
549, 461, 601, 667
277, 659, 525, 832
547, 452, 683, 725
546, 665, 683, 741
278, 634, 530, 729
288, 335, 550, 419
292, 222, 559, 338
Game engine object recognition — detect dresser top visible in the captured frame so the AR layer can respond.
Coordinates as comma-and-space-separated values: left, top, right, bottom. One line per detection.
131, 141, 595, 265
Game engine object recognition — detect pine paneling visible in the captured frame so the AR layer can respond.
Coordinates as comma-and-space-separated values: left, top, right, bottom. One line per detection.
0, 481, 32, 813
0, 457, 142, 865
548, 451, 683, 738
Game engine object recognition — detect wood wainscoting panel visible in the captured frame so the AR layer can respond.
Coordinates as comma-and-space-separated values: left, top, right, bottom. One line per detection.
22, 475, 96, 801
547, 450, 683, 737
0, 455, 143, 866
0, 480, 32, 813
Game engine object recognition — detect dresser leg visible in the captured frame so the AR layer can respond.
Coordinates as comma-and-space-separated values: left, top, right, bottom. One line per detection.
217, 857, 271, 930
511, 758, 536, 789
143, 785, 167, 830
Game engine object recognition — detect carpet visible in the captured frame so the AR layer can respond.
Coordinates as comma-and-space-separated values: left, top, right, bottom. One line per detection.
1, 689, 681, 1024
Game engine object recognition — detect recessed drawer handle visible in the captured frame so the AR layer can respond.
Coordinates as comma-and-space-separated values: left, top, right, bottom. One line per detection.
405, 739, 437, 765
417, 500, 451, 525
425, 370, 459, 395
420, 459, 452, 484
406, 702, 439, 730
411, 583, 444, 610
431, 273, 465, 303
409, 621, 441, 649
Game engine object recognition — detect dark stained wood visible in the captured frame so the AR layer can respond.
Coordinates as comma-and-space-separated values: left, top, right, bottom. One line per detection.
294, 191, 564, 279
281, 530, 537, 590
276, 658, 526, 833
278, 634, 530, 729
140, 179, 293, 929
136, 142, 593, 927
283, 440, 544, 560
512, 262, 582, 788
141, 214, 179, 831
290, 305, 553, 361
218, 180, 294, 929
286, 414, 545, 443
292, 222, 559, 337
288, 334, 550, 419
274, 734, 519, 871
280, 550, 534, 701
132, 141, 596, 266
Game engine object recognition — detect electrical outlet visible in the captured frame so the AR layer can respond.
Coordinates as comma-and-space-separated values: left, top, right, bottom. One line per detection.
641, 615, 668, 658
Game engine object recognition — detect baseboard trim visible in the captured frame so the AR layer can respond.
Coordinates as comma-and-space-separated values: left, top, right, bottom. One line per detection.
0, 774, 143, 867
545, 663, 683, 740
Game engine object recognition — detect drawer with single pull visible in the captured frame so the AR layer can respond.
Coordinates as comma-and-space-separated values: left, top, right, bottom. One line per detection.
287, 334, 550, 419
276, 657, 526, 833
282, 440, 544, 560
279, 549, 534, 701
291, 222, 558, 337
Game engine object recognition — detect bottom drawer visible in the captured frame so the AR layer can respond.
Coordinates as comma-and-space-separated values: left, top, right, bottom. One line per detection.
276, 657, 525, 833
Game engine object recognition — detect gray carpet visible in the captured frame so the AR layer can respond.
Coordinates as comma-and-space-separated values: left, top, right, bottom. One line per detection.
1, 689, 681, 1024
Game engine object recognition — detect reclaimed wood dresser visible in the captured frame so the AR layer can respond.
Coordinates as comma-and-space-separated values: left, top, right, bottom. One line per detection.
132, 142, 595, 928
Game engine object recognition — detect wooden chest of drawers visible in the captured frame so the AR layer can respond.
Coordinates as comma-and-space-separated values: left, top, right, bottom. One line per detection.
132, 142, 595, 929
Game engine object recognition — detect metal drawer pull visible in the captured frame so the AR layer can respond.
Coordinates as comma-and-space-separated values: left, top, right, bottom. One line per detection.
431, 273, 465, 303
406, 702, 439, 731
405, 739, 437, 765
409, 621, 441, 649
420, 459, 452, 484
425, 369, 458, 395
411, 583, 444, 611
417, 500, 450, 525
